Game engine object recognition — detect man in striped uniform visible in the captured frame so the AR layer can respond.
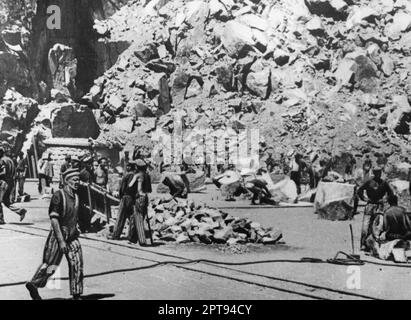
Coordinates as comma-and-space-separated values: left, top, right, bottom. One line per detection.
25, 168, 84, 300
0, 148, 26, 224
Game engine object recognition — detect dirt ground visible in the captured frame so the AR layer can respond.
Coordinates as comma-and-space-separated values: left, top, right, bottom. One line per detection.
1, 181, 411, 300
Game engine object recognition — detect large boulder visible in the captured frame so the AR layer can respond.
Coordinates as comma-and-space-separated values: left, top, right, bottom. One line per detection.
386, 95, 411, 134
334, 58, 356, 86
353, 55, 378, 92
126, 102, 155, 118
346, 6, 380, 30
133, 43, 159, 63
145, 72, 171, 114
381, 54, 394, 76
314, 182, 355, 221
238, 14, 268, 31
246, 60, 271, 98
0, 89, 39, 152
221, 20, 255, 57
46, 103, 100, 139
184, 1, 209, 26
113, 116, 134, 133
385, 11, 411, 37
399, 32, 411, 56
304, 0, 349, 19
0, 51, 31, 98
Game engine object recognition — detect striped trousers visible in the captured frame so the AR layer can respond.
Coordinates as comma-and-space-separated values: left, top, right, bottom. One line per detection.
129, 195, 148, 245
30, 231, 83, 296
112, 195, 134, 240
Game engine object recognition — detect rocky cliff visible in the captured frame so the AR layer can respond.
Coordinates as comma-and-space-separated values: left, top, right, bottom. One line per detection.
1, 0, 411, 165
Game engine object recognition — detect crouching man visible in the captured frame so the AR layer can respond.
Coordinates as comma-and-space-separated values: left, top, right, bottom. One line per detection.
25, 169, 84, 300
367, 195, 411, 262
357, 166, 394, 251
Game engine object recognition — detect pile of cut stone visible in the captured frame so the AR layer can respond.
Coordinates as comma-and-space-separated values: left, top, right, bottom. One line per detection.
148, 198, 282, 246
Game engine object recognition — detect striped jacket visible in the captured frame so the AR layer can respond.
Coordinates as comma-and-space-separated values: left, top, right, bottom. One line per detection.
0, 156, 16, 181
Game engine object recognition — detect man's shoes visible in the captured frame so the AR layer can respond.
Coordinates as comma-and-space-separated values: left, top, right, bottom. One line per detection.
19, 209, 27, 222
72, 294, 82, 300
25, 282, 42, 300
0, 220, 5, 225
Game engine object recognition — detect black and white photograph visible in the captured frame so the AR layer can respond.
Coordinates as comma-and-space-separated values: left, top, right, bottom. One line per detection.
0, 0, 411, 304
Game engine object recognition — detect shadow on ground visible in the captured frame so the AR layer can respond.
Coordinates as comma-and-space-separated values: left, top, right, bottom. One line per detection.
47, 293, 115, 300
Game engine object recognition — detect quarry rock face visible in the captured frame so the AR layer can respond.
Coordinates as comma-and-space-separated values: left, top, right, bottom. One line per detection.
50, 103, 100, 139
1, 0, 411, 165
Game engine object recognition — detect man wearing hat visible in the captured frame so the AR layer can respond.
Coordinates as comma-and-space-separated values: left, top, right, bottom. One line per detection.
0, 148, 27, 224
59, 155, 72, 188
110, 160, 138, 240
26, 168, 84, 300
357, 166, 394, 251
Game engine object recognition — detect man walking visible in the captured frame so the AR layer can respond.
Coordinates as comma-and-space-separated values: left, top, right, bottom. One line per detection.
289, 153, 315, 195
16, 152, 28, 198
357, 166, 394, 251
26, 168, 84, 300
0, 148, 26, 224
128, 159, 152, 245
94, 158, 108, 189
110, 161, 138, 240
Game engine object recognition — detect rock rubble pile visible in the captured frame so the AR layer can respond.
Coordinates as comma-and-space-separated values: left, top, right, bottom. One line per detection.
149, 198, 283, 245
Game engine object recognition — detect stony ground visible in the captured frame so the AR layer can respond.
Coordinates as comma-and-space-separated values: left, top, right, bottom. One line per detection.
1, 182, 411, 300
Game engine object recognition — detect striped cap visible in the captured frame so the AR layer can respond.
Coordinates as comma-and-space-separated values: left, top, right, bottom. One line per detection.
62, 168, 80, 181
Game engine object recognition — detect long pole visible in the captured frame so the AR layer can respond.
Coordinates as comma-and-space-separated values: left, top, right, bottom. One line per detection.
349, 224, 355, 255
32, 135, 39, 178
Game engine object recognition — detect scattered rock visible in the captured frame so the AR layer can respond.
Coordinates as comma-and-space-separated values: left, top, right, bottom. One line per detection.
381, 54, 394, 76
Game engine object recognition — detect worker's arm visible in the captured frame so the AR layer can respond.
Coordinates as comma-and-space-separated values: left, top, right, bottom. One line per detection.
49, 192, 68, 254
23, 162, 28, 177
50, 217, 67, 254
0, 162, 6, 179
137, 177, 146, 196
385, 181, 394, 198
356, 181, 368, 202
37, 159, 43, 172
262, 184, 272, 198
